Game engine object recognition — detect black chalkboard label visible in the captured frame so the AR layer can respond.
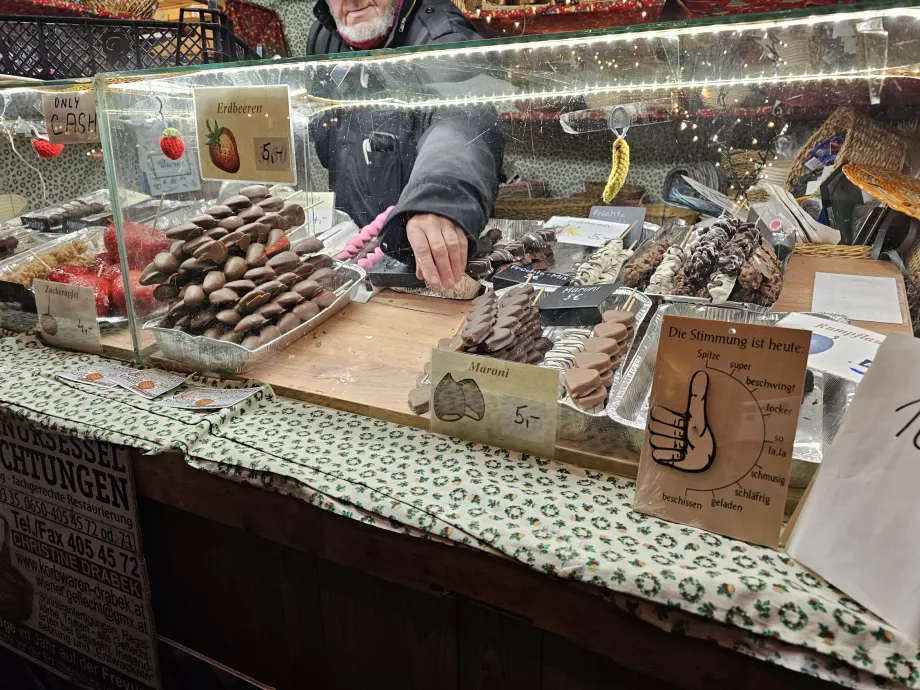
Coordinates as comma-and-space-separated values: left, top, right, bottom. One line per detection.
539, 284, 617, 310
492, 264, 571, 289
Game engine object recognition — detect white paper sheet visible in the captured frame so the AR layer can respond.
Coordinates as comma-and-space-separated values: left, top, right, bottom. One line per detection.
786, 336, 920, 643
774, 313, 885, 384
544, 216, 630, 247
811, 272, 903, 324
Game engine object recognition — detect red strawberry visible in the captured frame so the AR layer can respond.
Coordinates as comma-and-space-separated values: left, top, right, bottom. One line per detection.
85, 252, 119, 276
104, 221, 171, 270
205, 119, 240, 174
32, 136, 63, 159
159, 128, 185, 161
69, 275, 112, 316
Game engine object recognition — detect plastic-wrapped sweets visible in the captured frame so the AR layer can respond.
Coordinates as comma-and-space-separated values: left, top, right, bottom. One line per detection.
574, 238, 632, 286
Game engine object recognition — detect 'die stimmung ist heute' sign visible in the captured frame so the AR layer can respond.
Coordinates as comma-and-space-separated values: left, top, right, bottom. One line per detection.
0, 417, 159, 690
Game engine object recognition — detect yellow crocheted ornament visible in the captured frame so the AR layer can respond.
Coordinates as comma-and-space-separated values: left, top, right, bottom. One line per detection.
602, 136, 630, 204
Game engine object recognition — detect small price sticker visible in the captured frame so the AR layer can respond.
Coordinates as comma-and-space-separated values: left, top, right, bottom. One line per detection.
254, 137, 290, 172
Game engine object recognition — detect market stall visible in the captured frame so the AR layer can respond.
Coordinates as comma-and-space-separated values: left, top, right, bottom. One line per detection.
1, 3, 920, 690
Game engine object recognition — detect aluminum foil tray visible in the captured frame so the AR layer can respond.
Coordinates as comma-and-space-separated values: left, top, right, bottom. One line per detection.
144, 263, 365, 374
608, 302, 851, 468
555, 287, 653, 417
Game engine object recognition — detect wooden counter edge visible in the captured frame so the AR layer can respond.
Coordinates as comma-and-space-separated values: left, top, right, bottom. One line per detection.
134, 451, 834, 690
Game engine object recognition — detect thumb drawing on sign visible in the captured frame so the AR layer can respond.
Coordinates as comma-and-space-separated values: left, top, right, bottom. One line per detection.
649, 370, 716, 473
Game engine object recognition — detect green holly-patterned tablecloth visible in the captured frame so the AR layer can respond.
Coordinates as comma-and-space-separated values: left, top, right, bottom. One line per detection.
0, 335, 915, 689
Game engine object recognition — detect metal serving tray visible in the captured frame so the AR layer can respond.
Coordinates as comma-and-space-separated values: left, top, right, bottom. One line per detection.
144, 263, 365, 375
556, 287, 653, 416
608, 302, 851, 468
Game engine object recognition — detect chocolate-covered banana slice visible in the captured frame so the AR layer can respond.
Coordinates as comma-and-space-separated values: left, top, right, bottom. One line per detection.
246, 243, 267, 267
267, 251, 299, 273
223, 256, 248, 281
218, 216, 245, 231
238, 206, 264, 223
202, 271, 226, 294
256, 302, 285, 320
292, 279, 322, 299
239, 222, 269, 242
139, 265, 169, 286
166, 223, 203, 241
223, 195, 251, 211
169, 240, 185, 258
183, 285, 206, 306
203, 204, 233, 219
257, 279, 284, 297
234, 313, 267, 334
292, 237, 324, 255
194, 240, 228, 263
292, 301, 319, 321
154, 252, 179, 274
216, 309, 242, 326
241, 335, 262, 349
243, 266, 275, 283
257, 196, 284, 212
310, 267, 336, 286
190, 308, 216, 330
201, 327, 222, 340
277, 312, 303, 333
280, 203, 305, 227
313, 291, 336, 309
260, 213, 288, 231
188, 214, 218, 229
259, 325, 282, 345
205, 227, 229, 240
276, 272, 299, 287
239, 184, 270, 200
219, 331, 243, 344
208, 288, 239, 306
272, 291, 304, 309
223, 279, 257, 292
183, 234, 212, 254
153, 282, 179, 302
236, 289, 271, 313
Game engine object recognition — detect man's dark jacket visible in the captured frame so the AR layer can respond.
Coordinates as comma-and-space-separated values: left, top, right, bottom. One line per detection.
307, 0, 504, 258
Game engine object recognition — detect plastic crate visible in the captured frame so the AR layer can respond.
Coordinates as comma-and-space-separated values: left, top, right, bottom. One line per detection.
0, 8, 256, 79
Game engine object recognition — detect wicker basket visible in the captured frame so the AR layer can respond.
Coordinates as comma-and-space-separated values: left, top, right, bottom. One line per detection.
905, 239, 920, 277
83, 0, 159, 17
795, 243, 871, 260
584, 181, 644, 203
785, 107, 906, 187
642, 203, 700, 227
493, 196, 595, 221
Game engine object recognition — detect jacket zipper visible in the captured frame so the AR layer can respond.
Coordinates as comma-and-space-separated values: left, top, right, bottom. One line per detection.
399, 0, 417, 32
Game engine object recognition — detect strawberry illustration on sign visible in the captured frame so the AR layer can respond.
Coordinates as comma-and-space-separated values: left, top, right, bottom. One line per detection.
205, 119, 240, 174
159, 128, 185, 160
32, 135, 64, 159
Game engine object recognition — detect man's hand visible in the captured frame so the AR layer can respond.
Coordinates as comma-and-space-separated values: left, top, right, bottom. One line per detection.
406, 214, 468, 289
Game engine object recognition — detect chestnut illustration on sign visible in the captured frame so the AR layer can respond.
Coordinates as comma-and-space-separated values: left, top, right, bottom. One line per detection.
433, 374, 485, 422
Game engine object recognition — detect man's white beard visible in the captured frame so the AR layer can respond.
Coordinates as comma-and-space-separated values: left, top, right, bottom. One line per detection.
334, 0, 398, 44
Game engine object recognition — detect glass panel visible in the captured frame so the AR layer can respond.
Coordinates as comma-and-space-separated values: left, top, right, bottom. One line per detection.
93, 4, 920, 367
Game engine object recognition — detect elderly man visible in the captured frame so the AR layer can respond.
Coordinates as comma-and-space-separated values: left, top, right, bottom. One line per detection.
308, 0, 504, 289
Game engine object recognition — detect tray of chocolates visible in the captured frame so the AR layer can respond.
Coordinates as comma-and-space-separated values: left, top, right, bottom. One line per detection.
540, 287, 652, 416
617, 217, 788, 311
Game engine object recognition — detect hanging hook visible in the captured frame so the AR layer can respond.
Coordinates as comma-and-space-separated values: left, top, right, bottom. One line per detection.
155, 96, 164, 120
609, 105, 631, 139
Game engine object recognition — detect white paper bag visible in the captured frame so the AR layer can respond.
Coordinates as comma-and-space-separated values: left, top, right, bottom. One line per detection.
786, 335, 920, 643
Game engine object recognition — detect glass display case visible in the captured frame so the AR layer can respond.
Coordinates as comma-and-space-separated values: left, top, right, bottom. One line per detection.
92, 1, 920, 368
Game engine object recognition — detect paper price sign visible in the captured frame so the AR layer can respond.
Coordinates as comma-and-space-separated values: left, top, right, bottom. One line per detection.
33, 279, 101, 355
42, 91, 99, 144
634, 315, 810, 547
430, 349, 559, 459
194, 85, 295, 184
